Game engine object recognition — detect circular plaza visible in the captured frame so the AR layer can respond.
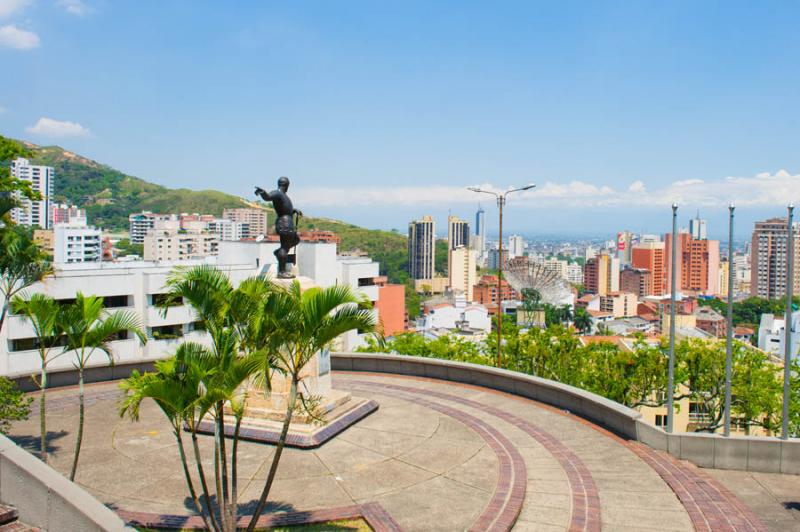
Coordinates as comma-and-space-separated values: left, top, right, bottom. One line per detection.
8, 368, 800, 531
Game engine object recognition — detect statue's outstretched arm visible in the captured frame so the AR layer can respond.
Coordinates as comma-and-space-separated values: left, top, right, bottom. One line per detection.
254, 186, 272, 201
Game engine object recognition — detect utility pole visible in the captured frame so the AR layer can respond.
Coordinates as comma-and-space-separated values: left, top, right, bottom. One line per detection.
667, 203, 678, 433
782, 204, 795, 440
468, 184, 535, 368
724, 204, 735, 437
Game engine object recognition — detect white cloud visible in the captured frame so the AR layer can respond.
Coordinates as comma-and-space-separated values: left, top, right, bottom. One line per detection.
25, 117, 91, 138
57, 0, 90, 16
292, 171, 800, 210
0, 24, 39, 49
0, 0, 32, 19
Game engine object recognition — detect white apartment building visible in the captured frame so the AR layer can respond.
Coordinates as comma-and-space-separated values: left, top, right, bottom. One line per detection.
758, 312, 800, 360
9, 158, 54, 228
508, 235, 525, 258
416, 295, 491, 338
50, 204, 86, 226
448, 246, 477, 301
2, 241, 388, 376
208, 219, 249, 241
143, 229, 219, 261
54, 221, 102, 264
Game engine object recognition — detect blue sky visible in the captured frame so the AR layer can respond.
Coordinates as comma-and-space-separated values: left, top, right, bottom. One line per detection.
1, 0, 799, 237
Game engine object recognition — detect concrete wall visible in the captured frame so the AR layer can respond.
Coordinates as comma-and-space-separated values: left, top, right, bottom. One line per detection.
332, 352, 800, 475
0, 435, 133, 531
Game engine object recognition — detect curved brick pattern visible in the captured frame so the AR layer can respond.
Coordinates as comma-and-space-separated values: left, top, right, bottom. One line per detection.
343, 377, 602, 532
347, 382, 527, 532
625, 443, 768, 532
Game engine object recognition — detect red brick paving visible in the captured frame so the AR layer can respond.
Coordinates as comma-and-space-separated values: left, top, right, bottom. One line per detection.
343, 377, 602, 532
347, 382, 527, 532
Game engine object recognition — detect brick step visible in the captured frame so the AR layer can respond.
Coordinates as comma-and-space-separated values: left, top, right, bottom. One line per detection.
0, 522, 40, 531
0, 505, 18, 526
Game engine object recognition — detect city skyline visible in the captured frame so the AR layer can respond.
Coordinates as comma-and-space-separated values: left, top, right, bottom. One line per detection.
2, 1, 799, 233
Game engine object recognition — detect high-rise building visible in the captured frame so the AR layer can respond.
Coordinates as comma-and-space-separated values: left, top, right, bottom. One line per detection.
223, 208, 268, 239
408, 215, 435, 280
665, 232, 720, 295
475, 206, 486, 242
508, 235, 525, 258
448, 246, 477, 301
54, 220, 102, 264
583, 252, 620, 295
616, 231, 634, 266
50, 204, 86, 226
620, 268, 652, 298
750, 217, 800, 299
447, 216, 470, 249
718, 260, 730, 299
690, 211, 708, 240
9, 158, 54, 228
632, 241, 666, 296
487, 248, 507, 270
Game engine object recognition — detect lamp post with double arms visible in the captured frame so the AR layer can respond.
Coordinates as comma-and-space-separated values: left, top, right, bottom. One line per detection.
468, 184, 536, 368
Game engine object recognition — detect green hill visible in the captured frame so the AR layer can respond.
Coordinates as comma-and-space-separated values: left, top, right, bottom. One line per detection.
23, 142, 249, 231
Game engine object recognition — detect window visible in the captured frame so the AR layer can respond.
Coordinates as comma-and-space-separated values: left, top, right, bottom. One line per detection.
150, 293, 182, 307
150, 324, 183, 340
103, 295, 130, 308
654, 414, 668, 428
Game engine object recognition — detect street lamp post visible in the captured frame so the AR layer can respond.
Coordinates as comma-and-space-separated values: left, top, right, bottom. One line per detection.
782, 203, 795, 440
468, 184, 535, 368
724, 203, 735, 437
667, 203, 678, 433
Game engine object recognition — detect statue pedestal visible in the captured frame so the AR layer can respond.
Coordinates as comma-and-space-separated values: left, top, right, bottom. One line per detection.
196, 275, 377, 448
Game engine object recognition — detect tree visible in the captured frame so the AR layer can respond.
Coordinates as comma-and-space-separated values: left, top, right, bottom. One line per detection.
60, 293, 146, 480
0, 227, 51, 335
731, 343, 782, 435
0, 377, 31, 434
0, 135, 36, 223
10, 294, 66, 463
246, 282, 375, 532
573, 307, 592, 334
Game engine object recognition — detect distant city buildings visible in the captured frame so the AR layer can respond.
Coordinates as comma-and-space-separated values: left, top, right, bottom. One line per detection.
473, 206, 486, 264
129, 212, 174, 244
50, 204, 86, 226
632, 241, 666, 296
208, 218, 249, 241
620, 268, 652, 298
408, 215, 435, 280
689, 212, 708, 240
9, 158, 54, 228
758, 311, 800, 359
448, 246, 477, 301
616, 230, 634, 266
223, 208, 268, 239
750, 217, 800, 299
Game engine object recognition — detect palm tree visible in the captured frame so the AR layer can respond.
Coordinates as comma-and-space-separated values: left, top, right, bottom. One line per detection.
0, 229, 50, 335
10, 294, 66, 463
246, 282, 375, 532
60, 292, 146, 481
159, 266, 274, 532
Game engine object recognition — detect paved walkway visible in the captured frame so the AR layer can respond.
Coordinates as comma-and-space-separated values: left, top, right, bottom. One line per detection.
8, 372, 799, 531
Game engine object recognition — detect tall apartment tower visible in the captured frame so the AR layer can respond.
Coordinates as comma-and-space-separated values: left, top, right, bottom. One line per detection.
632, 241, 666, 295
223, 208, 268, 239
10, 158, 54, 228
750, 217, 800, 299
583, 252, 620, 295
690, 211, 708, 240
508, 235, 525, 258
447, 216, 470, 250
664, 232, 720, 295
616, 230, 634, 266
448, 246, 477, 301
54, 220, 102, 264
408, 215, 435, 280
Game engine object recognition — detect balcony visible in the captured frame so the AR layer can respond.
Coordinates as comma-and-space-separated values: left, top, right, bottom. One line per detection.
146, 305, 197, 327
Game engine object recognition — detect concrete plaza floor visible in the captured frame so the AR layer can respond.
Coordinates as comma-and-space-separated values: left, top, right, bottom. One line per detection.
8, 372, 800, 531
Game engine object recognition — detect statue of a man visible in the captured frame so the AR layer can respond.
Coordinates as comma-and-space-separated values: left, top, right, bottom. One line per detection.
255, 177, 302, 278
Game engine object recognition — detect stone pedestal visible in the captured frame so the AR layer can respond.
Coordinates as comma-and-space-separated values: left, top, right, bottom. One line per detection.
196, 275, 377, 448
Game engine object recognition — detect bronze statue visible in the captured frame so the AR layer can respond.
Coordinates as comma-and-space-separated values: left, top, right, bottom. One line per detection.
255, 177, 302, 278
